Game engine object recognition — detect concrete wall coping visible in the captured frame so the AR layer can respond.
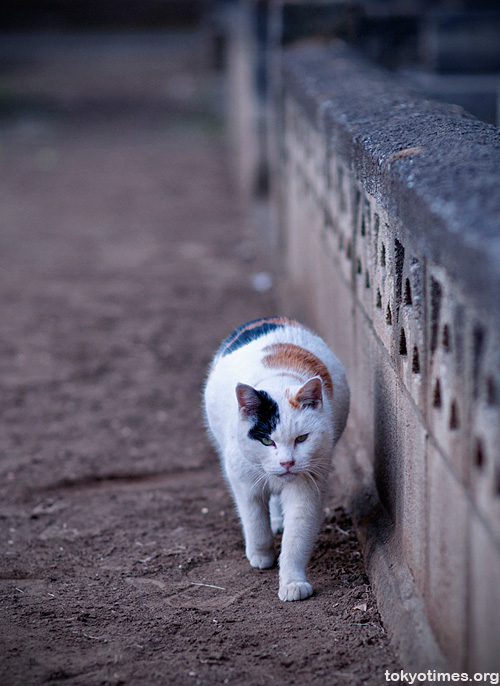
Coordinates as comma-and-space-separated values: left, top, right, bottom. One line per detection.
282, 42, 500, 322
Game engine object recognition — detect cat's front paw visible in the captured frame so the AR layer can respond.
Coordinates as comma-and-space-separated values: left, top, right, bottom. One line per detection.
248, 552, 276, 569
278, 581, 313, 602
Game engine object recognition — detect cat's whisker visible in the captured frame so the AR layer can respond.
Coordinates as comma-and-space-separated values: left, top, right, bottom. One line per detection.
252, 474, 267, 491
304, 470, 322, 498
249, 469, 270, 494
312, 466, 329, 481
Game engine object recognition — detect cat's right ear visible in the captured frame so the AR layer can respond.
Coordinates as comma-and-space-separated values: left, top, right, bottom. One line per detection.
236, 383, 261, 419
295, 377, 323, 410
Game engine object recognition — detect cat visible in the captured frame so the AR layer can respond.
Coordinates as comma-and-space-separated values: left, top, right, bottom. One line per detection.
203, 317, 350, 601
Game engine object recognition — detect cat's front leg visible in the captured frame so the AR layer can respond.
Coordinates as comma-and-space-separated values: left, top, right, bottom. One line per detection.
278, 481, 325, 601
229, 477, 276, 570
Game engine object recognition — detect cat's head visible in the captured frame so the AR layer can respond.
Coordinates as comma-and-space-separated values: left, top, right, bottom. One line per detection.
235, 378, 334, 481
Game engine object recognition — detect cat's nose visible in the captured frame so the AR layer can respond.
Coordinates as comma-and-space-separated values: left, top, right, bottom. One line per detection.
280, 459, 295, 471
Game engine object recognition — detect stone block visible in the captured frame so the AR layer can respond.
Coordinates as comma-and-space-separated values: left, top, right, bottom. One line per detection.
350, 297, 377, 458
468, 325, 500, 541
317, 227, 356, 392
372, 345, 399, 524
469, 512, 500, 671
395, 247, 426, 413
426, 267, 469, 485
427, 443, 468, 670
398, 387, 428, 597
353, 194, 375, 320
323, 156, 356, 289
325, 153, 348, 237
371, 213, 396, 358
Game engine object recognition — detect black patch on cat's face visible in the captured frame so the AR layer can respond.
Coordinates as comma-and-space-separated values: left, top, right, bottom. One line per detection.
247, 390, 280, 443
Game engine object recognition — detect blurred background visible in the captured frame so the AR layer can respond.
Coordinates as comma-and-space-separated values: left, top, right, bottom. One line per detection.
1, 0, 500, 127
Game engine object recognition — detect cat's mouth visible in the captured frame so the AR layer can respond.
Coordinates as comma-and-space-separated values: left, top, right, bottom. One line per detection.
276, 470, 297, 481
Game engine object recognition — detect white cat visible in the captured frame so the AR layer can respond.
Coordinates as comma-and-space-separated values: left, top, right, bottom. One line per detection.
203, 317, 350, 601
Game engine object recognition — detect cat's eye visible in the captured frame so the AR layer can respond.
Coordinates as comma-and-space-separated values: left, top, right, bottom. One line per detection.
260, 436, 275, 446
295, 434, 309, 444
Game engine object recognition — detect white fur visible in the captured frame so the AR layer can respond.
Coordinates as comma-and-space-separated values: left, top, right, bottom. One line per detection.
203, 322, 350, 601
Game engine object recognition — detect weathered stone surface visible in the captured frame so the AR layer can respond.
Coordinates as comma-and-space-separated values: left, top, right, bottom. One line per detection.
278, 41, 500, 672
282, 42, 500, 324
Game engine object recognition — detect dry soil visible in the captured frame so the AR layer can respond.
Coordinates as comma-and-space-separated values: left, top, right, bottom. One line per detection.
0, 30, 399, 686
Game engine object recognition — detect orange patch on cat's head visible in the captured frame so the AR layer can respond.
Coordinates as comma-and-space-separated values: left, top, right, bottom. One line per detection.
263, 343, 333, 407
285, 388, 302, 410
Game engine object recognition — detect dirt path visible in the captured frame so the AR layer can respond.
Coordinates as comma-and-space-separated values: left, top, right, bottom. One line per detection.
0, 31, 399, 685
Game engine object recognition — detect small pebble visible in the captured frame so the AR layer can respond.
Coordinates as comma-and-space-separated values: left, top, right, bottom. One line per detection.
251, 272, 273, 292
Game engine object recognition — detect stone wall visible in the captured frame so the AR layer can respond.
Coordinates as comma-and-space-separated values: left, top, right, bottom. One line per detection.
277, 42, 500, 673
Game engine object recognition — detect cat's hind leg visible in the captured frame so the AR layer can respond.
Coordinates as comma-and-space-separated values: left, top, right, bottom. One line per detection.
269, 494, 284, 534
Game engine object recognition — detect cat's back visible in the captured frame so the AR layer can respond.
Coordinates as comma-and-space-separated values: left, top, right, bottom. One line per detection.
209, 317, 309, 376
216, 317, 301, 358
206, 316, 346, 391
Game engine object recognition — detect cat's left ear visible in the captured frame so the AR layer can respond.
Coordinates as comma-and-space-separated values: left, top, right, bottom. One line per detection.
294, 377, 323, 410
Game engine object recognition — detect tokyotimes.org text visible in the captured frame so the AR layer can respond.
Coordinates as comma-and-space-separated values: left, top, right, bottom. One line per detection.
385, 671, 499, 685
